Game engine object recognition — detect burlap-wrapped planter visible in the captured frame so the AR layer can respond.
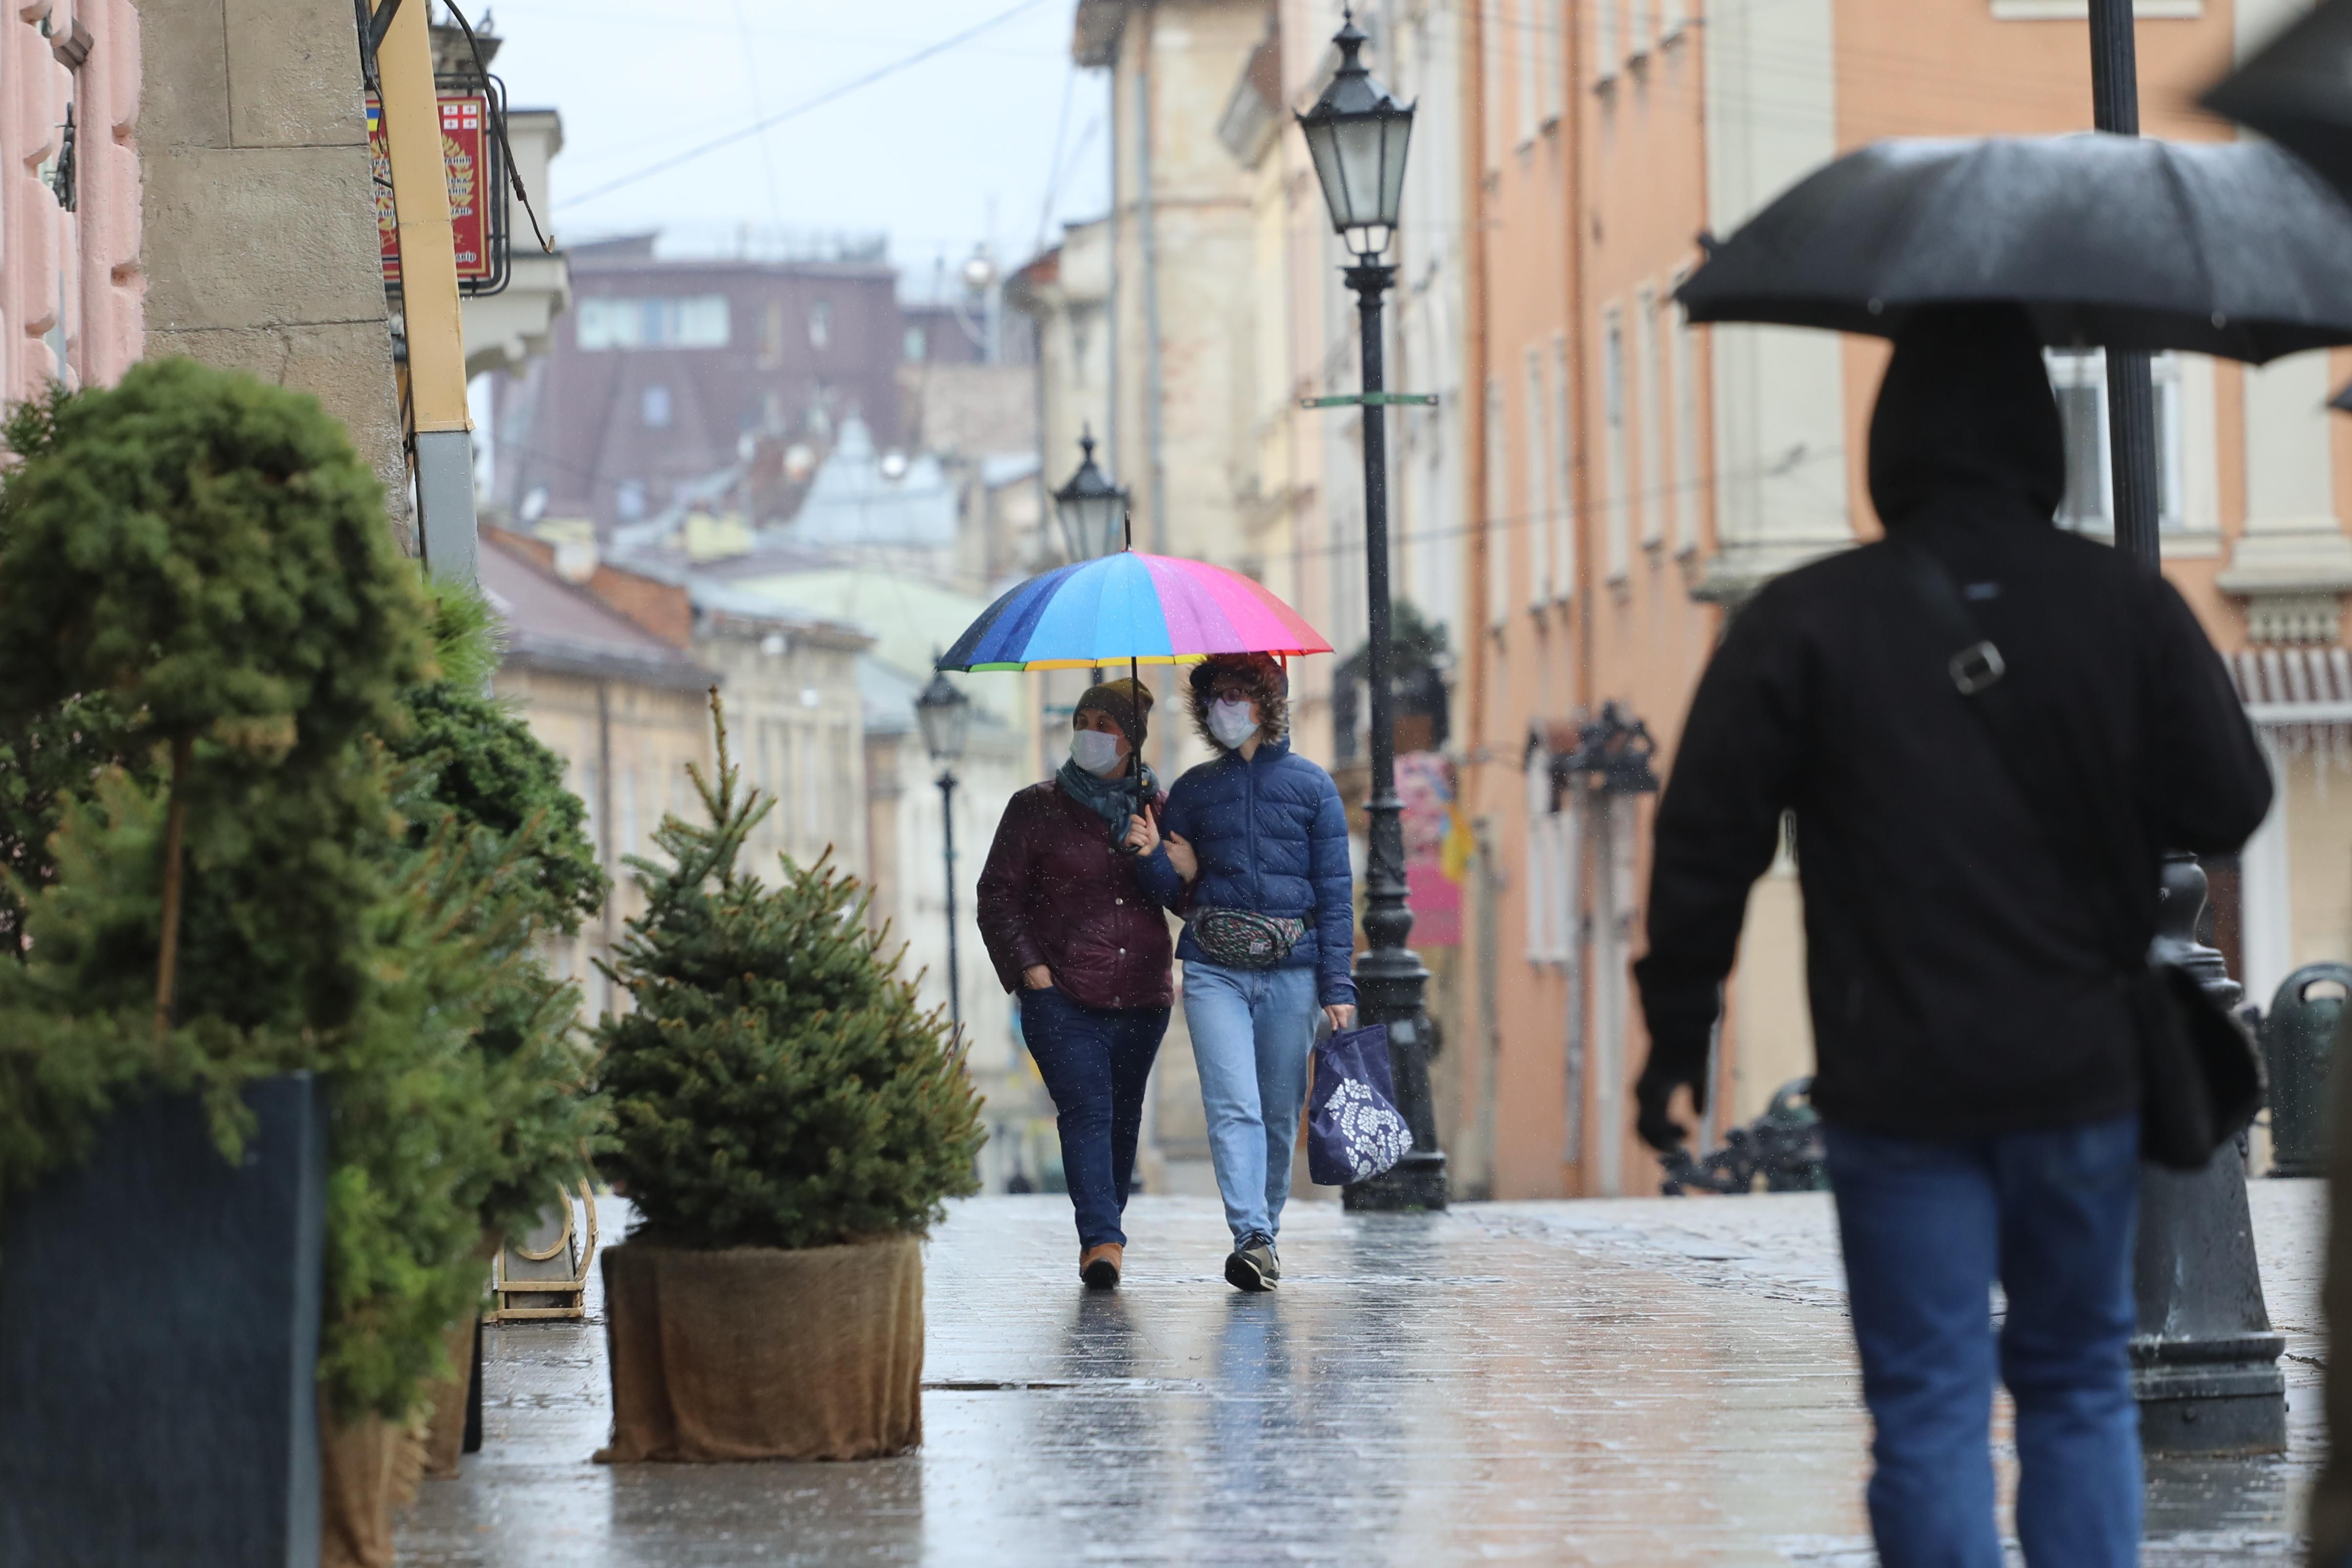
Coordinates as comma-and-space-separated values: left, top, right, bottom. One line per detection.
318, 1408, 425, 1568
419, 1313, 480, 1480
594, 1235, 923, 1463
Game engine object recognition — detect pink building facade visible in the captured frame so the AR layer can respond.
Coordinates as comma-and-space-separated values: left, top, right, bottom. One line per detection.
3, 0, 142, 402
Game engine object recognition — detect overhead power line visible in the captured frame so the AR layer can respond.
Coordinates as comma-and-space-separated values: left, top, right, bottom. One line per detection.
555, 0, 1055, 212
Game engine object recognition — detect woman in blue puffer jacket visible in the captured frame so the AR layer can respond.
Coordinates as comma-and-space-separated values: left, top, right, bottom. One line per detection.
1137, 652, 1354, 1293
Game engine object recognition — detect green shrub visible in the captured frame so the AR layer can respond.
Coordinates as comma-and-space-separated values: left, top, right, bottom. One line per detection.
0, 362, 607, 1420
596, 696, 983, 1251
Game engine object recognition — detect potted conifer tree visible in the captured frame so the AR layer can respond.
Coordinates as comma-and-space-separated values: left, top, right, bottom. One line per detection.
0, 363, 606, 1567
594, 695, 984, 1463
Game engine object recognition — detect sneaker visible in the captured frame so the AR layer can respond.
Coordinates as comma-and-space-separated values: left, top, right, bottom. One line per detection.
1225, 1232, 1279, 1293
1079, 1242, 1123, 1291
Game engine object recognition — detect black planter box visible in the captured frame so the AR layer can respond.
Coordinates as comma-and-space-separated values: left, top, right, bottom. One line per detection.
0, 1072, 327, 1567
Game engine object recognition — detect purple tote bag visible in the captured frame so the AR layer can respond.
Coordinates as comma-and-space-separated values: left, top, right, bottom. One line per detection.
1306, 1024, 1414, 1187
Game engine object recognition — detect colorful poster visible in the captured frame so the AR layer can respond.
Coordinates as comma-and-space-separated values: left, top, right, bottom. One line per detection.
1396, 752, 1465, 946
367, 92, 492, 286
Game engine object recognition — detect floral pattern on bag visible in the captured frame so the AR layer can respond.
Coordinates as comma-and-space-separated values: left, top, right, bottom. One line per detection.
1321, 1078, 1413, 1183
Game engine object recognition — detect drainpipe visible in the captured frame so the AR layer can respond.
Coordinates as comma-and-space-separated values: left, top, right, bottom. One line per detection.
1461, 0, 1497, 1187
597, 680, 616, 956
377, 0, 479, 585
1564, 0, 1599, 1191
1135, 10, 1169, 556
1133, 6, 1173, 772
1106, 47, 1122, 486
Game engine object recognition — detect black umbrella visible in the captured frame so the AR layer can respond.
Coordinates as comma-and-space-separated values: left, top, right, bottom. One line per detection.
2203, 0, 2352, 203
1676, 133, 2352, 365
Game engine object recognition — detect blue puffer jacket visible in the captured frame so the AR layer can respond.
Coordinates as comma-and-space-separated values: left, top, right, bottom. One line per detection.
1137, 739, 1356, 1005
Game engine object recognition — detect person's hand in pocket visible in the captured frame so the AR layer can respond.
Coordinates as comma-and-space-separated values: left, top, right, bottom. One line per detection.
1023, 965, 1053, 990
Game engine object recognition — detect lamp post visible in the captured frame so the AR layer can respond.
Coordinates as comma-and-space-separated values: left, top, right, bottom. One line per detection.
2084, 0, 2286, 1456
1298, 11, 1448, 1210
915, 671, 972, 1036
1052, 429, 1129, 563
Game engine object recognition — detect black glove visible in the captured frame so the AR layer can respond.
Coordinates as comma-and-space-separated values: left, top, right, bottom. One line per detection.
1635, 1047, 1709, 1154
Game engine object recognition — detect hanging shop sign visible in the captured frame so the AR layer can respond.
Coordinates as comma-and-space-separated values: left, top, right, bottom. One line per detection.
366, 81, 511, 297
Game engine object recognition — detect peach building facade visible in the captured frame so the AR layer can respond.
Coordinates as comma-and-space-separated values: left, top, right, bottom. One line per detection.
1455, 0, 2352, 1198
2, 0, 143, 401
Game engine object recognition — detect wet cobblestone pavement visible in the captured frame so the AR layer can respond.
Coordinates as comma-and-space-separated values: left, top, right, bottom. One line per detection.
398, 1182, 2323, 1566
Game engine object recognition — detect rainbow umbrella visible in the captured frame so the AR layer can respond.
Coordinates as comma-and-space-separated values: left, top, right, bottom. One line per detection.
938, 551, 1329, 672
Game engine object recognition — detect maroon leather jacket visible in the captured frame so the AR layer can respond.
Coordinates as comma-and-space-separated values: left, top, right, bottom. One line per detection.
976, 779, 1177, 1012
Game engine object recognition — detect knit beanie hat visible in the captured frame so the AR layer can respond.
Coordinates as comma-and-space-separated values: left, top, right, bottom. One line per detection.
1075, 677, 1152, 749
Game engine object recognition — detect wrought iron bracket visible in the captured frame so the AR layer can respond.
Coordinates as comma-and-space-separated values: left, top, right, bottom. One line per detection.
1299, 391, 1439, 409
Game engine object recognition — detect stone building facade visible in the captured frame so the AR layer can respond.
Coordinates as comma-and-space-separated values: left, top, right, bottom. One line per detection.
1026, 0, 2352, 1200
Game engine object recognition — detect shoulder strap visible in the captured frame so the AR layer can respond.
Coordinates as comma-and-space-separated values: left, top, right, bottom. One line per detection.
1888, 535, 2139, 955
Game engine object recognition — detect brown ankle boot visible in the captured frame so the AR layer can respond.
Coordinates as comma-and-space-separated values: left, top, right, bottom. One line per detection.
1079, 1242, 1123, 1290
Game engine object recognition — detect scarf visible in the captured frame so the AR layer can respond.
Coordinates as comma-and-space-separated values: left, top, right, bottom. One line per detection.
1056, 755, 1160, 843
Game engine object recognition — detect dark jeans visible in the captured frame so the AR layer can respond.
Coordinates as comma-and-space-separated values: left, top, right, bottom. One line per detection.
1824, 1113, 2142, 1568
1020, 987, 1168, 1249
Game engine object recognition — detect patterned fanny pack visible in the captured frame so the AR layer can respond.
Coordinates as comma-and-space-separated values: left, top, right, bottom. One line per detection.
1190, 908, 1311, 970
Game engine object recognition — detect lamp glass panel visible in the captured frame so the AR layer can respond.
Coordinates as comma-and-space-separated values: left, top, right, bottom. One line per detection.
1303, 120, 1352, 236
1377, 115, 1414, 228
1061, 492, 1123, 559
1332, 119, 1388, 228
917, 683, 970, 762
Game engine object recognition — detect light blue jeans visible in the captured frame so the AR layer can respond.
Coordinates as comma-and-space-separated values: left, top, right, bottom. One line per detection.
1183, 960, 1321, 1244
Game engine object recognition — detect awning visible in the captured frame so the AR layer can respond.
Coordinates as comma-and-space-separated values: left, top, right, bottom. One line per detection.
2231, 648, 2352, 751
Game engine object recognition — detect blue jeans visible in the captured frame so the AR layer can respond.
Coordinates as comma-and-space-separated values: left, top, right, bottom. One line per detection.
1021, 988, 1168, 1250
1824, 1113, 2142, 1568
1183, 961, 1320, 1244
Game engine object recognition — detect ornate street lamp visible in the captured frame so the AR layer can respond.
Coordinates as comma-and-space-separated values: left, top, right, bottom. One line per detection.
1298, 11, 1447, 1211
1295, 13, 1414, 261
1051, 429, 1129, 562
2083, 0, 2285, 1455
914, 670, 971, 1035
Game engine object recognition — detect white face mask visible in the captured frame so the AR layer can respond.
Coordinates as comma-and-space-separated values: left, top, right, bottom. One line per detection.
1208, 698, 1258, 749
1069, 728, 1127, 778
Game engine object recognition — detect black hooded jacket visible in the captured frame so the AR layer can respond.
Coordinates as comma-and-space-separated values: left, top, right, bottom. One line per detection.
1634, 306, 2272, 1138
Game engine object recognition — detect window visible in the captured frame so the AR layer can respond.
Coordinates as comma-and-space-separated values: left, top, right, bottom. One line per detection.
1636, 288, 1665, 549
1660, 0, 1687, 39
1487, 379, 1510, 628
761, 300, 786, 367
1525, 745, 1555, 961
581, 296, 734, 350
580, 762, 603, 858
640, 384, 672, 428
1630, 0, 1653, 58
1550, 336, 1575, 602
1670, 281, 1700, 555
1539, 0, 1564, 127
903, 325, 928, 362
1524, 742, 1576, 965
1595, 0, 1621, 81
576, 295, 732, 350
1482, 0, 1505, 172
2047, 349, 2184, 532
810, 300, 833, 350
1524, 348, 1551, 606
1515, 0, 1539, 144
1603, 306, 1630, 579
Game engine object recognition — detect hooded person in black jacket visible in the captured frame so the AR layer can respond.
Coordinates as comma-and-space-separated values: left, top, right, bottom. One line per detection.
1632, 305, 2270, 1568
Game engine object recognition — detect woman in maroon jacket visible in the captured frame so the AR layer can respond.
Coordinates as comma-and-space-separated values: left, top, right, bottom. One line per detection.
977, 678, 1181, 1290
